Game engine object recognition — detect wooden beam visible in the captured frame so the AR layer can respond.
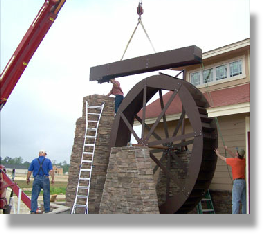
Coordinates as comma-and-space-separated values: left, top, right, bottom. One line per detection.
90, 45, 202, 83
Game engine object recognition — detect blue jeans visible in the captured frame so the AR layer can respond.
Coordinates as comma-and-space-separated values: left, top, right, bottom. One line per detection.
31, 175, 50, 213
232, 179, 246, 214
115, 95, 124, 113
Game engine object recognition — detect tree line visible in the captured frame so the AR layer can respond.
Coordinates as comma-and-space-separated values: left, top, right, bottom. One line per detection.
0, 156, 70, 173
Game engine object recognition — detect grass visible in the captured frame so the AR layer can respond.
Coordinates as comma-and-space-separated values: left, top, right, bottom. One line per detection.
14, 180, 68, 195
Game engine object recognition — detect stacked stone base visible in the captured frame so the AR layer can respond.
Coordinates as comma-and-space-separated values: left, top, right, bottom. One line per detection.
99, 146, 160, 214
66, 95, 115, 213
66, 95, 160, 214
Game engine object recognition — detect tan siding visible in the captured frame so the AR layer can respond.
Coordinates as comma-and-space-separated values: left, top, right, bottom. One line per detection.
210, 113, 247, 190
212, 177, 232, 185
210, 183, 232, 191
144, 113, 248, 191
214, 163, 232, 173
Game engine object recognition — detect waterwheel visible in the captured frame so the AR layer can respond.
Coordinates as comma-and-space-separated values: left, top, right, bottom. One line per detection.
109, 73, 218, 214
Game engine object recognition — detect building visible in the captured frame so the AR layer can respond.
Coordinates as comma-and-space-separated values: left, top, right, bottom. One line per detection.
53, 165, 64, 176
3, 164, 29, 175
137, 38, 250, 213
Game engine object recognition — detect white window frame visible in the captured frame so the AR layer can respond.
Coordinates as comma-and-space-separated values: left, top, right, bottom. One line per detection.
202, 68, 214, 83
190, 71, 201, 86
216, 64, 228, 81
229, 59, 243, 77
188, 56, 246, 88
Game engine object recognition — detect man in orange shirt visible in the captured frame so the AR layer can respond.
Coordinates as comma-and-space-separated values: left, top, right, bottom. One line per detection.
215, 146, 246, 214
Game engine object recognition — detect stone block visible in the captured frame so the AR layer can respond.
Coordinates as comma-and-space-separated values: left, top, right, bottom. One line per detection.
99, 146, 160, 214
66, 95, 115, 213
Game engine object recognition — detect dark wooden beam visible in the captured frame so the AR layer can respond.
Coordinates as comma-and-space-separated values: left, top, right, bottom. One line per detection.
90, 45, 202, 83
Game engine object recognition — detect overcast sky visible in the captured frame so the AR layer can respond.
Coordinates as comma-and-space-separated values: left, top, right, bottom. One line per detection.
0, 0, 250, 164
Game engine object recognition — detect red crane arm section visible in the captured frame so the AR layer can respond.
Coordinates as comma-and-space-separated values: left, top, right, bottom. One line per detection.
0, 0, 66, 109
1, 170, 32, 210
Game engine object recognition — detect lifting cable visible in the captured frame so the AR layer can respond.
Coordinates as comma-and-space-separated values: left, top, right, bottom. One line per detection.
120, 1, 156, 61
201, 64, 225, 146
201, 63, 233, 181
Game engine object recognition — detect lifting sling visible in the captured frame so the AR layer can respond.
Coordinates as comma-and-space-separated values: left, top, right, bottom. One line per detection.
121, 1, 156, 61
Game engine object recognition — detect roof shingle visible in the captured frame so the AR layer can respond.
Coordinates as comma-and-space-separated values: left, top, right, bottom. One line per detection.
138, 83, 250, 119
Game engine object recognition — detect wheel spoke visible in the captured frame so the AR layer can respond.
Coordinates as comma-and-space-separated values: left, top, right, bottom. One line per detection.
151, 150, 166, 173
148, 132, 195, 147
149, 152, 167, 172
149, 152, 185, 190
172, 107, 186, 137
141, 84, 147, 139
159, 89, 169, 139
135, 115, 162, 141
171, 139, 194, 150
145, 88, 179, 141
170, 151, 186, 171
120, 112, 141, 144
166, 153, 171, 200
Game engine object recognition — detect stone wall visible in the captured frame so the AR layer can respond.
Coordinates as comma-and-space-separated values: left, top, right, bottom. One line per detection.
66, 95, 115, 213
186, 190, 232, 214
66, 95, 232, 214
155, 150, 191, 207
99, 146, 160, 214
210, 190, 232, 214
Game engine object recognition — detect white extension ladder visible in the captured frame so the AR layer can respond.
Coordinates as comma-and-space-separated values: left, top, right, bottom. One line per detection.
71, 101, 104, 214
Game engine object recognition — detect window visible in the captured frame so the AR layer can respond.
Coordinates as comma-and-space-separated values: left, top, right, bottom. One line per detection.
230, 60, 242, 77
190, 72, 200, 86
216, 64, 227, 81
189, 58, 244, 86
203, 69, 214, 83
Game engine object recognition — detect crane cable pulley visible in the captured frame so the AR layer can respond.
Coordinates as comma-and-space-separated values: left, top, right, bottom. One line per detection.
137, 1, 144, 18
121, 1, 156, 61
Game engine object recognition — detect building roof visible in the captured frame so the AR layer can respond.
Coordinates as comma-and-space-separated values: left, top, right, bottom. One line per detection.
137, 83, 250, 120
3, 164, 29, 170
175, 38, 250, 71
203, 38, 250, 60
204, 83, 250, 107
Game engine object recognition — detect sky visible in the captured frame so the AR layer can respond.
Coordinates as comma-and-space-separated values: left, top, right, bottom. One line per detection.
0, 0, 250, 164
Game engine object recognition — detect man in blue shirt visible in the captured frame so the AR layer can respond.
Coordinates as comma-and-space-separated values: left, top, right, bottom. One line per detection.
27, 150, 54, 213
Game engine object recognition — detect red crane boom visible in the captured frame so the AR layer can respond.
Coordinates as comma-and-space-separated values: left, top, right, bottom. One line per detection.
0, 0, 66, 110
1, 166, 32, 212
